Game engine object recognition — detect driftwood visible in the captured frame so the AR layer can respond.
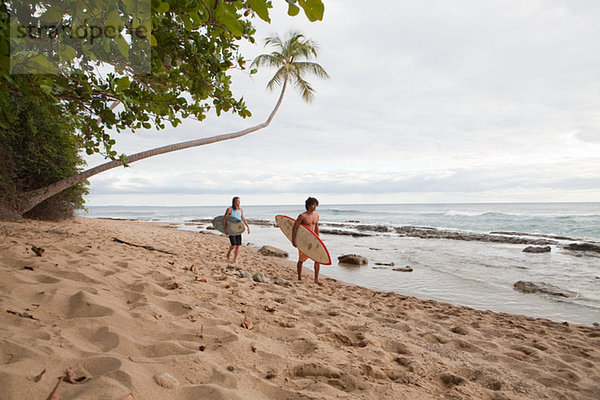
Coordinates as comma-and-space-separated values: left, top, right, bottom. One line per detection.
112, 238, 176, 255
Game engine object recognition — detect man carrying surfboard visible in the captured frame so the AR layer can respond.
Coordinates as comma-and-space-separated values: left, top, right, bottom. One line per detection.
292, 197, 322, 283
224, 196, 250, 263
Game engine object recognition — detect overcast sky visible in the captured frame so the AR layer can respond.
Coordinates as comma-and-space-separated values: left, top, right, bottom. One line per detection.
84, 0, 600, 206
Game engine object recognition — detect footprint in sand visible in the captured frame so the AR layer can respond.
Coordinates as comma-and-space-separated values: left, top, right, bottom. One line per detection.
62, 325, 121, 353
66, 291, 113, 319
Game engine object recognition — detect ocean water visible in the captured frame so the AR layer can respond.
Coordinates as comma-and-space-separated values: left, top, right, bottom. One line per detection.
78, 203, 600, 325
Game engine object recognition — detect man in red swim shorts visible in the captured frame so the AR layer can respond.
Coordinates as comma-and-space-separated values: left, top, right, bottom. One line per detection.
292, 197, 321, 283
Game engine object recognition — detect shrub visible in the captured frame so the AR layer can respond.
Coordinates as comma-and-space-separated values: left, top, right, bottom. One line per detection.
0, 94, 88, 220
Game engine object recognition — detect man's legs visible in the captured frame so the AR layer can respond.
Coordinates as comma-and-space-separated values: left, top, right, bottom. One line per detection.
297, 260, 304, 281
314, 262, 320, 283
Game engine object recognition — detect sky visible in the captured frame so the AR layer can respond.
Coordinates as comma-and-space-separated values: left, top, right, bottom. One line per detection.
84, 0, 600, 206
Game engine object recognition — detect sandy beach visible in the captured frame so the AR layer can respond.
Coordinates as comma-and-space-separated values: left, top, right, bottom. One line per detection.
0, 217, 598, 400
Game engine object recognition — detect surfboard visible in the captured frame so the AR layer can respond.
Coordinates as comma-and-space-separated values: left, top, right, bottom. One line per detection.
212, 215, 246, 235
275, 215, 331, 265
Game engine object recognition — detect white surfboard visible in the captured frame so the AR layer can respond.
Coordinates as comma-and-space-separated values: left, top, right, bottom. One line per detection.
275, 215, 331, 265
212, 215, 246, 235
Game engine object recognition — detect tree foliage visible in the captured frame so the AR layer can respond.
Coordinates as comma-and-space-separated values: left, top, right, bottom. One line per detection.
0, 0, 324, 160
0, 93, 88, 220
252, 30, 329, 102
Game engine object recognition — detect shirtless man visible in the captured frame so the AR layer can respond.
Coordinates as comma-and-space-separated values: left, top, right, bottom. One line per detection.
292, 197, 321, 283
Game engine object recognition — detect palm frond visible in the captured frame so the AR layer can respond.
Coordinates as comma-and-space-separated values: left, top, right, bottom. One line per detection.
291, 70, 314, 102
292, 61, 330, 80
264, 34, 284, 49
251, 53, 283, 69
266, 67, 288, 91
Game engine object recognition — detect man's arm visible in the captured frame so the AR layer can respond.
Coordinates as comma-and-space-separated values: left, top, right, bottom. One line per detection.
292, 214, 305, 247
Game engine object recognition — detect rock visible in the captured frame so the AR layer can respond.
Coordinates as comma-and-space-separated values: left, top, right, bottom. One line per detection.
394, 226, 557, 245
273, 277, 291, 287
356, 224, 390, 232
393, 266, 413, 272
252, 272, 269, 283
513, 281, 577, 298
564, 243, 600, 253
240, 271, 252, 279
522, 246, 551, 253
375, 262, 395, 266
154, 373, 179, 389
258, 245, 288, 258
319, 229, 371, 237
338, 254, 368, 265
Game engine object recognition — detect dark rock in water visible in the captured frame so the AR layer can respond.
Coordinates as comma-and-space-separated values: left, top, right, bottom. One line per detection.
564, 243, 600, 253
393, 266, 413, 272
338, 254, 368, 265
513, 281, 577, 298
357, 224, 390, 233
394, 226, 557, 245
258, 245, 288, 258
522, 246, 551, 253
320, 228, 371, 237
375, 262, 395, 266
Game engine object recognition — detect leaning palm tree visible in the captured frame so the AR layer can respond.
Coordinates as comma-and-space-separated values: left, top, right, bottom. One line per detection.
6, 31, 328, 219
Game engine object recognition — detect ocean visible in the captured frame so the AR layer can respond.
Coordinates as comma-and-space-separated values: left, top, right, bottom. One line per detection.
78, 203, 600, 325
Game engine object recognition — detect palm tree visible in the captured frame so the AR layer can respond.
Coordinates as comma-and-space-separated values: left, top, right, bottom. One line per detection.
4, 30, 328, 219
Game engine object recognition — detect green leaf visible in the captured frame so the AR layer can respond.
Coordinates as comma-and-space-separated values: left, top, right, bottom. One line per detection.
247, 0, 270, 22
122, 0, 138, 13
29, 55, 55, 73
116, 35, 129, 57
216, 11, 244, 36
148, 33, 157, 46
298, 0, 324, 21
119, 154, 130, 167
116, 77, 130, 92
106, 9, 123, 30
287, 2, 300, 16
40, 5, 64, 23
58, 45, 77, 61
156, 2, 170, 14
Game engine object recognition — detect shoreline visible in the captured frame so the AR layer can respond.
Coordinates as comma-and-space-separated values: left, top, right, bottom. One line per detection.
1, 217, 599, 399
106, 216, 600, 326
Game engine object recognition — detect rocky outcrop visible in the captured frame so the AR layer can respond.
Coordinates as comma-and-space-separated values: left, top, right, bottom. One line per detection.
564, 243, 600, 254
522, 246, 551, 253
338, 254, 368, 265
356, 224, 390, 233
513, 281, 577, 298
320, 229, 370, 237
395, 226, 557, 245
258, 245, 288, 258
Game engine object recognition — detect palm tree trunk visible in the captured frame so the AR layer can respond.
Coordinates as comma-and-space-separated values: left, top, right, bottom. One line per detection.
12, 77, 289, 217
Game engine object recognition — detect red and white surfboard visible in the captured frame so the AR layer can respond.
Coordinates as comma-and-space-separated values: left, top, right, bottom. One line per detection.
275, 215, 332, 265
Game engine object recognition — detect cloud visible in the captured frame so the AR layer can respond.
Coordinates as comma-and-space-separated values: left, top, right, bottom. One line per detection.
83, 0, 600, 205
